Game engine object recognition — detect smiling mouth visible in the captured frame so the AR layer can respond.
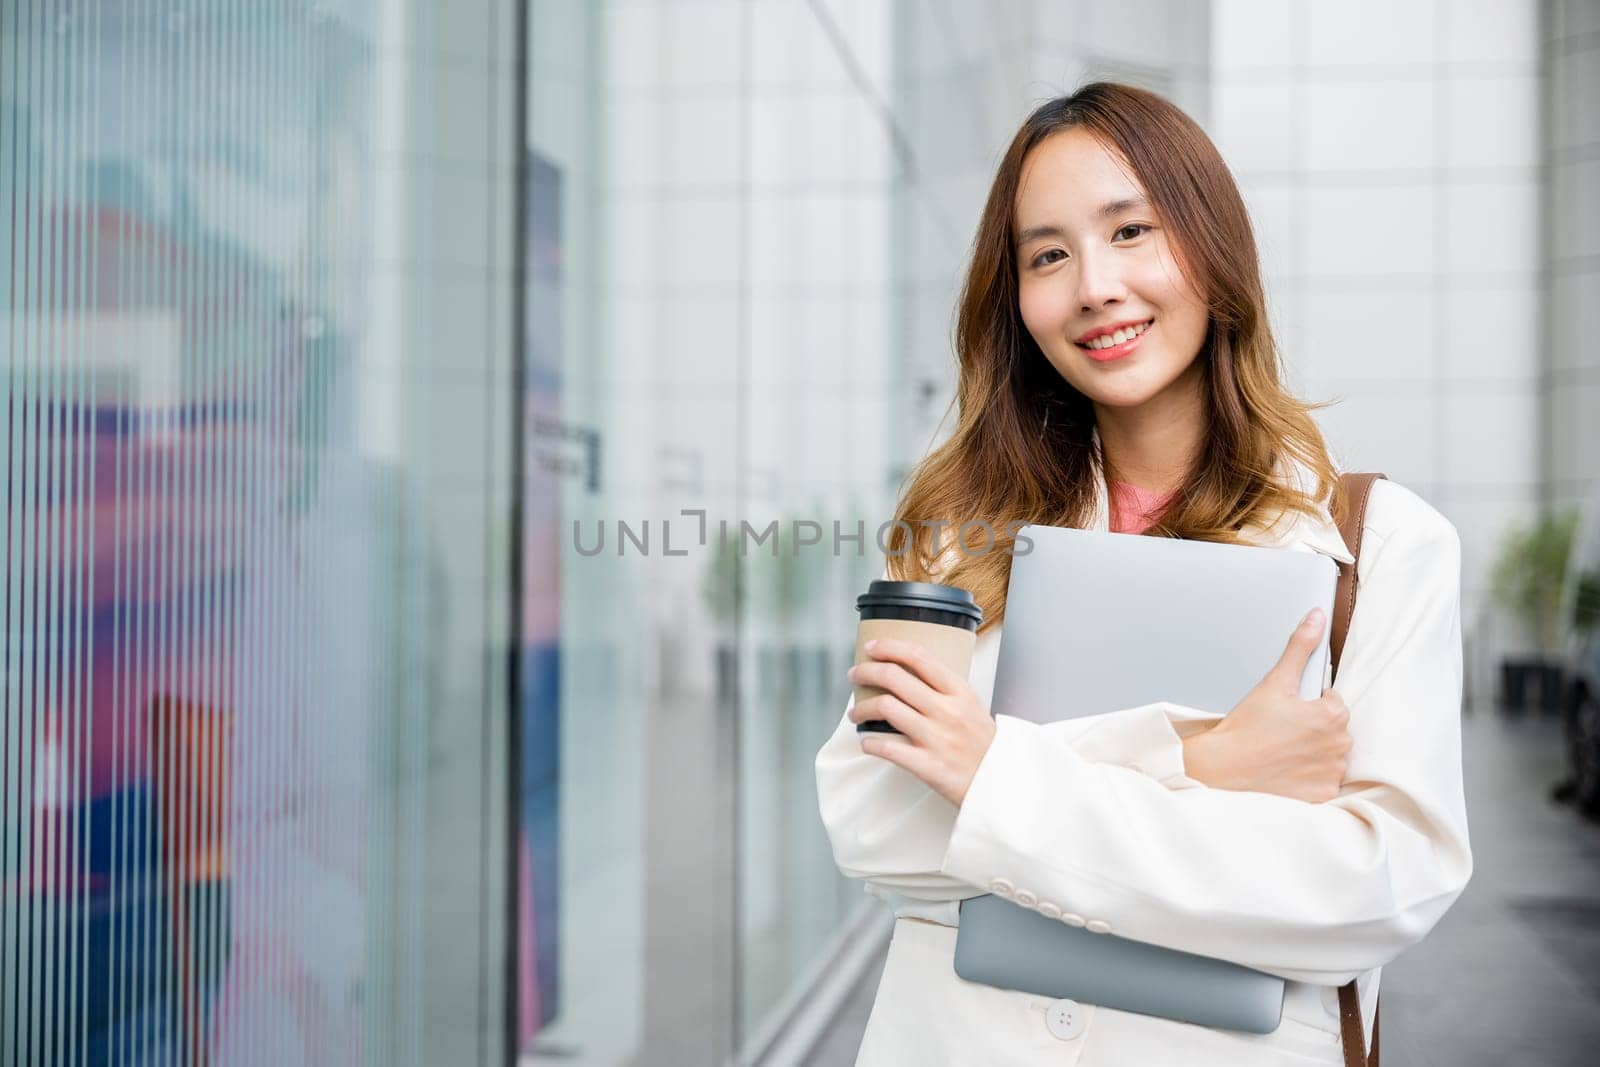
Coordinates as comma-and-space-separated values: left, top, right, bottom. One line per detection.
1074, 318, 1154, 351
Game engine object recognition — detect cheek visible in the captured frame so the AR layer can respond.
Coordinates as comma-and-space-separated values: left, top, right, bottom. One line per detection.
1146, 254, 1210, 333
1017, 282, 1072, 352
1177, 309, 1211, 358
1162, 295, 1212, 356
1134, 267, 1209, 351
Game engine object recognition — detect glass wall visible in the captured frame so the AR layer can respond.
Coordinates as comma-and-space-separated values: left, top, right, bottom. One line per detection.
519, 1, 903, 1063
1, 1, 517, 1064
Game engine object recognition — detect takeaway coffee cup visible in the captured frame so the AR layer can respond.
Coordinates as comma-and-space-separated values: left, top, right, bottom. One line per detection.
853, 580, 983, 734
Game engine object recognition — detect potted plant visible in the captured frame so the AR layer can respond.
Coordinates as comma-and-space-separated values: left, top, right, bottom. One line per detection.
1491, 507, 1580, 713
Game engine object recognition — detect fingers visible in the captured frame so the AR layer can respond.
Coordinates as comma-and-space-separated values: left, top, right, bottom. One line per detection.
849, 657, 941, 717
859, 730, 933, 779
1318, 688, 1351, 725
847, 692, 929, 742
1265, 607, 1326, 691
860, 637, 963, 695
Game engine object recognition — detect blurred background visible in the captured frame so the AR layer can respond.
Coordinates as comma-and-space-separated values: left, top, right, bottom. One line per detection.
1, 0, 1597, 1065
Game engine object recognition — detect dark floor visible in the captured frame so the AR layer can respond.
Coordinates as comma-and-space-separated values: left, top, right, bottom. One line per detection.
804, 710, 1600, 1067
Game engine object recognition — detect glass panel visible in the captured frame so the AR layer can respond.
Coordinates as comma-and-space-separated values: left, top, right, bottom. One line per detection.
735, 0, 898, 1053
517, 1, 907, 1061
0, 2, 513, 1064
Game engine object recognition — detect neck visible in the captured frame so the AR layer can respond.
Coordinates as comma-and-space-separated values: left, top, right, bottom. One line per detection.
1093, 361, 1207, 495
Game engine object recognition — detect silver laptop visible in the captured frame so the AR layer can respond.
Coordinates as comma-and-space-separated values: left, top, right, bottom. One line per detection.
952, 523, 1340, 1034
992, 524, 1337, 721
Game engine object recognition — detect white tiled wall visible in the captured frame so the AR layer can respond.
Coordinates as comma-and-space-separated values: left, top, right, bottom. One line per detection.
1208, 0, 1546, 630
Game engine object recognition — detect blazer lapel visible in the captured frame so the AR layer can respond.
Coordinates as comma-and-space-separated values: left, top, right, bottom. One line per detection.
1241, 458, 1356, 565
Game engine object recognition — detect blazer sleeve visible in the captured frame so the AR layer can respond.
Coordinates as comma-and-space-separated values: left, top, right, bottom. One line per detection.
937, 487, 1474, 986
814, 632, 1220, 902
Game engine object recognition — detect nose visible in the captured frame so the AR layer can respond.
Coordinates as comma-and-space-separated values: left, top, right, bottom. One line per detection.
1073, 246, 1128, 312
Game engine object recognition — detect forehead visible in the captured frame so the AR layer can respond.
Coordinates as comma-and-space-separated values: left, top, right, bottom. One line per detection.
1014, 129, 1146, 223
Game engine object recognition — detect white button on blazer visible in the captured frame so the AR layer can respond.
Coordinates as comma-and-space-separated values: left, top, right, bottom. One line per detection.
815, 465, 1473, 1066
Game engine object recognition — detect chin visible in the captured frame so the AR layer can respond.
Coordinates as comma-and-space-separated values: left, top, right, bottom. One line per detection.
1068, 369, 1171, 410
1072, 354, 1201, 412
1085, 388, 1165, 410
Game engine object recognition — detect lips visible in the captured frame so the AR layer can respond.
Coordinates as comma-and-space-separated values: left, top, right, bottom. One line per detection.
1075, 318, 1152, 363
1074, 317, 1154, 349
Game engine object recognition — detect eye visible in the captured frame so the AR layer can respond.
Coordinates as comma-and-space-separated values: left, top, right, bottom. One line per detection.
1115, 223, 1151, 241
1030, 248, 1066, 269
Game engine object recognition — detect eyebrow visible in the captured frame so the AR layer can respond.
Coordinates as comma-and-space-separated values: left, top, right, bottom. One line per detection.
1014, 196, 1150, 248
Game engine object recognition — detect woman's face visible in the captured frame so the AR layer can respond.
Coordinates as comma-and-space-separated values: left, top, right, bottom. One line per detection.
1012, 128, 1212, 414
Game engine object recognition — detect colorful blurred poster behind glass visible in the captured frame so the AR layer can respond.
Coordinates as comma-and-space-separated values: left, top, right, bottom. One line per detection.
2, 8, 386, 1066
518, 149, 563, 1046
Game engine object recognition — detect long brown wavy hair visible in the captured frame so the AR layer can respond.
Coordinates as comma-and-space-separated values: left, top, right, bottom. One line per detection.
886, 82, 1347, 633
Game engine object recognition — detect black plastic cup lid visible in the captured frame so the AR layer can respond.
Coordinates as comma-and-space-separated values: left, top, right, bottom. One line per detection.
856, 580, 983, 625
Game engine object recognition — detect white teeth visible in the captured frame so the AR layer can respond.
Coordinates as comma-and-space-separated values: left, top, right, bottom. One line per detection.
1083, 320, 1151, 349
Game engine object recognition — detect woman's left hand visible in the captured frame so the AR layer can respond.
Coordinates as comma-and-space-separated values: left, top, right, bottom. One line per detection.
846, 637, 996, 807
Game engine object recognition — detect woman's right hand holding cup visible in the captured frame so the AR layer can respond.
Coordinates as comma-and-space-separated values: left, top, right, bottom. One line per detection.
1181, 608, 1353, 804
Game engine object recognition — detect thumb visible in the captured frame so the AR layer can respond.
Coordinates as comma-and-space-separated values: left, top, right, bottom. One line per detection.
1266, 608, 1325, 691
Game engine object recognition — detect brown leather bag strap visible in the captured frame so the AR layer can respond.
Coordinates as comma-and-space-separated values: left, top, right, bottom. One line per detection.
1338, 977, 1380, 1067
1332, 471, 1386, 1067
1330, 472, 1386, 685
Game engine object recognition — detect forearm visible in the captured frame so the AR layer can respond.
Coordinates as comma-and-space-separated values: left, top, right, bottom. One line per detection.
818, 701, 1216, 900
941, 714, 1472, 985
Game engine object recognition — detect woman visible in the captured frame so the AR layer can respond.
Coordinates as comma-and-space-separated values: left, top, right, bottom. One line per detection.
814, 83, 1471, 1066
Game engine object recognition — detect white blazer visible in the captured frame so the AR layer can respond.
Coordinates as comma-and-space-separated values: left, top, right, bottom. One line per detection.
814, 471, 1473, 1066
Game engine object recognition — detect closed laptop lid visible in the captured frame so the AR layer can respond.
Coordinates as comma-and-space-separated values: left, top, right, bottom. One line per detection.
993, 524, 1339, 724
